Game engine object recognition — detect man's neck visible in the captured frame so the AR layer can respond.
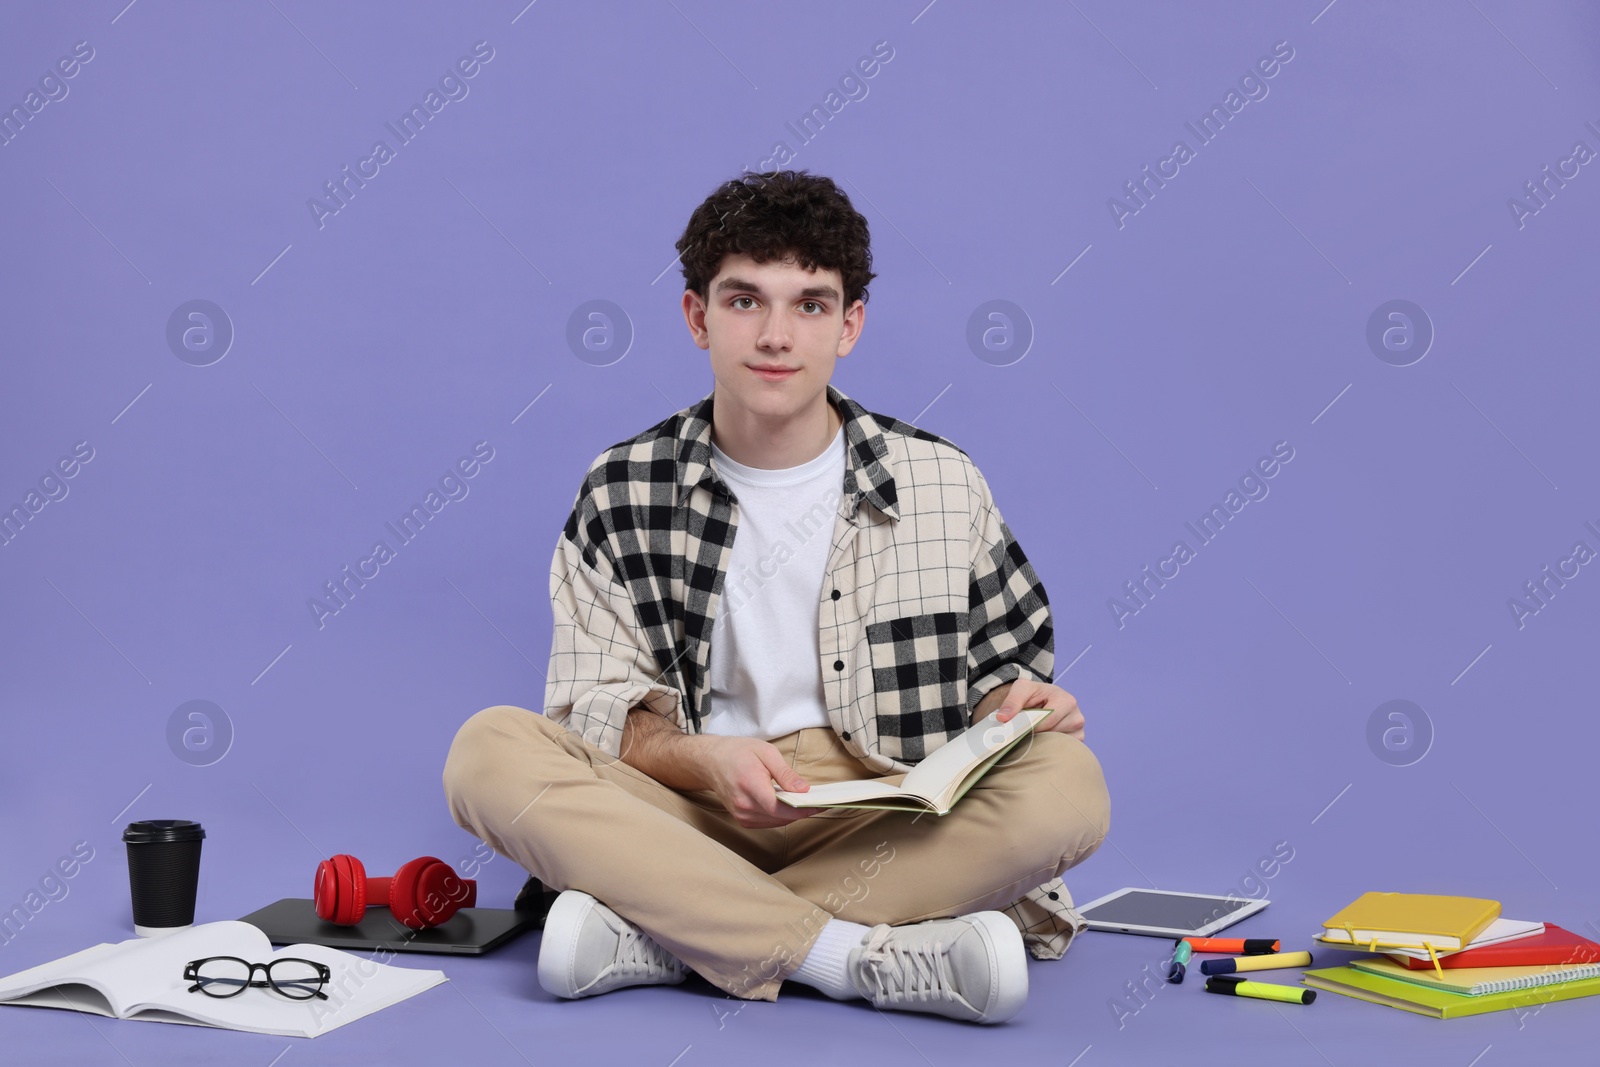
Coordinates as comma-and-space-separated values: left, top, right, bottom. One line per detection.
711, 391, 842, 470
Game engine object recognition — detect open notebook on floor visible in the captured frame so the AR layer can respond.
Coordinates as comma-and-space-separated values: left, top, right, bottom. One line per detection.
0, 920, 447, 1038
775, 706, 1052, 815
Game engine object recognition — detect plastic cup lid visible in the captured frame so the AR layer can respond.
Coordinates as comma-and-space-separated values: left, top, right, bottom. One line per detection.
122, 820, 206, 844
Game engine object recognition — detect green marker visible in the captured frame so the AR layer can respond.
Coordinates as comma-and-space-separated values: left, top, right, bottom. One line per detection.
1205, 974, 1316, 1005
1167, 939, 1192, 983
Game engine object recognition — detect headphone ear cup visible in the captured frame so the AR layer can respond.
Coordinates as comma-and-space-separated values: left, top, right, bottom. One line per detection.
329, 854, 367, 925
388, 857, 430, 929
313, 859, 337, 921
392, 856, 459, 929
416, 859, 463, 927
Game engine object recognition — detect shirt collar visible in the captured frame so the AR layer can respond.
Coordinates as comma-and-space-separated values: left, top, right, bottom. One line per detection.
675, 383, 901, 521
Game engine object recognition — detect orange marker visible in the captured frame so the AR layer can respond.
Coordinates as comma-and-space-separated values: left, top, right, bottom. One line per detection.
1183, 937, 1280, 955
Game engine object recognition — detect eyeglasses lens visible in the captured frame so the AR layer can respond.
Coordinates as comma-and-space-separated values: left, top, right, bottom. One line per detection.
268, 959, 325, 999
194, 957, 252, 997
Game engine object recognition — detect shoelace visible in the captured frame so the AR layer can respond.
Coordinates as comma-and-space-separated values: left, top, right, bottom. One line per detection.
855, 923, 958, 1003
612, 919, 682, 978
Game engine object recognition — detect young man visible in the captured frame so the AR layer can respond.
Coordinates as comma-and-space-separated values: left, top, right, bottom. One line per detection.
443, 171, 1109, 1024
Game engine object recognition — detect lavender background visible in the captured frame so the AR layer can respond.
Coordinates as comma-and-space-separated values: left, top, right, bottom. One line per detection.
3, 1, 1598, 1063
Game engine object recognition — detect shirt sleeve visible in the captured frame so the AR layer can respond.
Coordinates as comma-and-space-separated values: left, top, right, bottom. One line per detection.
544, 491, 689, 759
965, 464, 1055, 720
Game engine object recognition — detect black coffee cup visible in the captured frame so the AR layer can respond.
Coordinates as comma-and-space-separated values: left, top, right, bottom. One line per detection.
122, 820, 205, 936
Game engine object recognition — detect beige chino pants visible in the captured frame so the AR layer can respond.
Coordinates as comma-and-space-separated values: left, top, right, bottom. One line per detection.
442, 705, 1109, 1002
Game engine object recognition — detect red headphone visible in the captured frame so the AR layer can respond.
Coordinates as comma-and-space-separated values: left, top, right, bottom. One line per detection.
314, 854, 477, 930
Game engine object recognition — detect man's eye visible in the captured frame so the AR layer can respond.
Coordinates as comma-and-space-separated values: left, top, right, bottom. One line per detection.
732, 296, 756, 309
801, 301, 822, 314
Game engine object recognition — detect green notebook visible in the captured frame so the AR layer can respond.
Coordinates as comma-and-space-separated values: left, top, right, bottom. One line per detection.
1302, 964, 1600, 1019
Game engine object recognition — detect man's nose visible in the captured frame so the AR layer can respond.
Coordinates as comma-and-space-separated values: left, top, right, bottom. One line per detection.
757, 311, 792, 350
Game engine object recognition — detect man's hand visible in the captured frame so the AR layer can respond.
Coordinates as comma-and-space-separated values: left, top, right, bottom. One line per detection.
618, 707, 818, 829
989, 677, 1086, 741
698, 735, 819, 829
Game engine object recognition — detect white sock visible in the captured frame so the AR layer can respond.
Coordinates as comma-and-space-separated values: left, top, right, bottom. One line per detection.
789, 919, 871, 1000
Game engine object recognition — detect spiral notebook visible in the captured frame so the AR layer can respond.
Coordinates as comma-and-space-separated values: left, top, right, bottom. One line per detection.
1350, 955, 1600, 996
1302, 964, 1600, 1019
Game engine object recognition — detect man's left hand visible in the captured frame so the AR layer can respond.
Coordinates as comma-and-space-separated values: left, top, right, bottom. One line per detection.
993, 677, 1086, 741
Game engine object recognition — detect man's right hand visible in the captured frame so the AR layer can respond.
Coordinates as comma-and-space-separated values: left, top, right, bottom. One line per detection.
619, 707, 819, 829
696, 735, 819, 829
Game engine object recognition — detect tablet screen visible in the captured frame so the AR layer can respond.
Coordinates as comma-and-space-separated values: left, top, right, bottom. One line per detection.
1080, 890, 1256, 931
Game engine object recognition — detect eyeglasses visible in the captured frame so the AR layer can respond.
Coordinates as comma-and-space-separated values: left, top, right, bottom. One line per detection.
183, 956, 332, 1000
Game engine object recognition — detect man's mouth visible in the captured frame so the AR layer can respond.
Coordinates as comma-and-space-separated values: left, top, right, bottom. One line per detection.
749, 366, 798, 381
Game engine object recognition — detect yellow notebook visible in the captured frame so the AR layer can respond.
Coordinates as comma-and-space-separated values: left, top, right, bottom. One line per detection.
1350, 955, 1600, 996
1318, 892, 1500, 953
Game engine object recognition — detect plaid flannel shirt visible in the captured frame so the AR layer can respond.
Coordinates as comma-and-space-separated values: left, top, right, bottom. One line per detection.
544, 383, 1088, 959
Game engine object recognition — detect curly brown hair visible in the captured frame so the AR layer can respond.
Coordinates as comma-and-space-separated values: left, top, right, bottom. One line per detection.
674, 170, 877, 310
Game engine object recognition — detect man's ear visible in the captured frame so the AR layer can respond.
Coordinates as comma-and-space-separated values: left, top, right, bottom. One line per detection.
837, 299, 866, 357
682, 289, 711, 350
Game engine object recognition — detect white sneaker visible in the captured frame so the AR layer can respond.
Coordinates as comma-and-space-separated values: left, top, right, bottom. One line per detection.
846, 911, 1028, 1024
537, 890, 689, 999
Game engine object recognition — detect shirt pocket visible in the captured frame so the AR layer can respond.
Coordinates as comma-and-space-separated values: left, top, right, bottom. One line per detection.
864, 610, 970, 762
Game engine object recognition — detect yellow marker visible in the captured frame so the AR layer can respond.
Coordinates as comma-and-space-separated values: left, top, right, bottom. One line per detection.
1199, 950, 1313, 975
1205, 975, 1316, 1004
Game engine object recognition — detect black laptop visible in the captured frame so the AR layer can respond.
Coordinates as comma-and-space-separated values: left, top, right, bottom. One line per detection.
239, 876, 558, 956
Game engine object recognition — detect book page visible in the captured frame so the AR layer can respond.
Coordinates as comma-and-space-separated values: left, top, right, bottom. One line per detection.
899, 707, 1050, 806
75, 922, 269, 1016
0, 924, 261, 1017
1318, 928, 1466, 950
937, 729, 1036, 811
1384, 918, 1543, 959
1, 984, 121, 1018
774, 707, 1049, 810
0, 943, 124, 1012
776, 777, 910, 808
126, 937, 448, 1038
793, 796, 940, 813
4, 986, 210, 1028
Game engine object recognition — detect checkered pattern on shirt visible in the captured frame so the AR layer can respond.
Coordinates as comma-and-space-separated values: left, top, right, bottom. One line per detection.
544, 383, 1053, 768
1001, 878, 1091, 960
865, 611, 969, 747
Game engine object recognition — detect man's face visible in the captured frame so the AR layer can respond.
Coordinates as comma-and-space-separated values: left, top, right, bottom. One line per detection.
682, 252, 864, 422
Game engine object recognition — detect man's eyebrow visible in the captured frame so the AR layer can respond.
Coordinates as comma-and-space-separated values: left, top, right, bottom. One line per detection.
713, 276, 840, 302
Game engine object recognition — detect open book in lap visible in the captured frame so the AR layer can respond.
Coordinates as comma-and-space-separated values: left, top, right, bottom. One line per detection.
0, 920, 446, 1038
775, 706, 1053, 815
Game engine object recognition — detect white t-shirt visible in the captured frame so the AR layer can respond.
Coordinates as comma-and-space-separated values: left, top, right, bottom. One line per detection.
702, 423, 845, 739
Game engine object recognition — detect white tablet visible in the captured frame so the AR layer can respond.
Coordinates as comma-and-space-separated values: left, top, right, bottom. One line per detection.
1077, 888, 1269, 939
